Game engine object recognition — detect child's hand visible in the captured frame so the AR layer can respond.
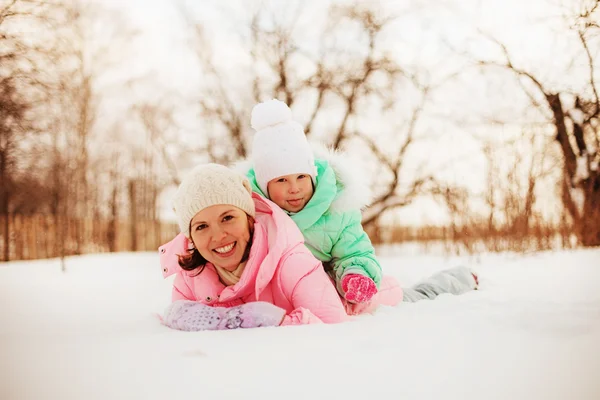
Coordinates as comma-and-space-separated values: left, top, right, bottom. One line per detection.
341, 274, 377, 304
162, 300, 286, 331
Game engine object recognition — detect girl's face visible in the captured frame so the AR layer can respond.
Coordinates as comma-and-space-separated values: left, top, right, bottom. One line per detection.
189, 205, 252, 271
267, 173, 314, 213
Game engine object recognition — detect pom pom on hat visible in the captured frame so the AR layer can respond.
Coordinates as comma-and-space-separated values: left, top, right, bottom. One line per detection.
250, 99, 317, 195
251, 99, 292, 131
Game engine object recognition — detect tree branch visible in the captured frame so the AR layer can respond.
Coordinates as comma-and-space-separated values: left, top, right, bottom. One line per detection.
477, 31, 547, 95
0, 0, 19, 26
578, 30, 600, 118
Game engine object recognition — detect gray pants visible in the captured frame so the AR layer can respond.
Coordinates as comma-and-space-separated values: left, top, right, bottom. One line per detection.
402, 266, 477, 303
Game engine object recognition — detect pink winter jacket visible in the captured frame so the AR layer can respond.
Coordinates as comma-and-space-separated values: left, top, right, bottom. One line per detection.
159, 193, 350, 326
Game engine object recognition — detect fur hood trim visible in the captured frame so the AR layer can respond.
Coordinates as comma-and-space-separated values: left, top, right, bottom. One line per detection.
310, 143, 372, 212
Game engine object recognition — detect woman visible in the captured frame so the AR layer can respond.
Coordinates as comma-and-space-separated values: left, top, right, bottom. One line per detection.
159, 163, 351, 330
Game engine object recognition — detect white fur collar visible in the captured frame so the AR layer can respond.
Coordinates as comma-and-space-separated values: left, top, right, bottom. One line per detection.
310, 143, 372, 212
232, 159, 254, 179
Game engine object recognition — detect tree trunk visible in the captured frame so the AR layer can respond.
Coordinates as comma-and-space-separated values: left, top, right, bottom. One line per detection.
0, 156, 9, 261
129, 180, 137, 251
107, 182, 118, 252
580, 176, 600, 246
548, 92, 600, 246
2, 212, 9, 262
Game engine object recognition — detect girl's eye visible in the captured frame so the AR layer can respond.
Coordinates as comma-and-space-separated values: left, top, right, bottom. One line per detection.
223, 215, 234, 222
276, 178, 286, 183
196, 224, 207, 231
298, 174, 307, 179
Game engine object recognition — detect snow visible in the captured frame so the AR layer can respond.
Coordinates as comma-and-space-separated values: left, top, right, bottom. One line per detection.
574, 154, 590, 184
569, 108, 585, 126
1, 247, 600, 400
570, 186, 586, 213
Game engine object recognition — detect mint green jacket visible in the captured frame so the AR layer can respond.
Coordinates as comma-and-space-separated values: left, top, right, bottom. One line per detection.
245, 156, 382, 292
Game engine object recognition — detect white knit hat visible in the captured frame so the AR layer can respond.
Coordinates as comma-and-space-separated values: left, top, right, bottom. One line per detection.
250, 99, 317, 195
172, 163, 255, 237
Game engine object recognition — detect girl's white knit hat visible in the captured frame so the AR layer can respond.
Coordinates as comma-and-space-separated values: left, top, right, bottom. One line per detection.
250, 99, 317, 195
172, 163, 256, 237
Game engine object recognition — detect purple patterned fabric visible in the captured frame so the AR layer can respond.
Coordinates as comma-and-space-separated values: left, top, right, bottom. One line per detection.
162, 300, 286, 331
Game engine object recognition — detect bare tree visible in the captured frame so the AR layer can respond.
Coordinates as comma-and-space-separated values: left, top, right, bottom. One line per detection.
124, 102, 182, 249
174, 1, 461, 232
474, 2, 600, 246
0, 1, 185, 260
48, 1, 140, 255
0, 0, 66, 260
135, 103, 182, 187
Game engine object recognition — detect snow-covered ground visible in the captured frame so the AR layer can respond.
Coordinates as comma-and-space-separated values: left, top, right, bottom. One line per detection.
1, 247, 599, 400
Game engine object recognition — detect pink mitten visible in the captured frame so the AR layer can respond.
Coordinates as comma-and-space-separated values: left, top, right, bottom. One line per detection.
341, 274, 377, 304
162, 300, 286, 331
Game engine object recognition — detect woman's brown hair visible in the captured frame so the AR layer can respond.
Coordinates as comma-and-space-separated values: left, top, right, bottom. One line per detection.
178, 215, 255, 276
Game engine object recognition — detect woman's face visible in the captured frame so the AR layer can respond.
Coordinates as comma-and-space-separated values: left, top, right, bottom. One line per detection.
189, 204, 252, 271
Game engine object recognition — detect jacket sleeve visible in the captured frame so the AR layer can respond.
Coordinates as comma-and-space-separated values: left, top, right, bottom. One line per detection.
278, 250, 350, 326
330, 210, 383, 288
172, 273, 195, 302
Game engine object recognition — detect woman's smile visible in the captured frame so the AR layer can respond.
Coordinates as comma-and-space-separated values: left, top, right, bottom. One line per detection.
213, 242, 236, 257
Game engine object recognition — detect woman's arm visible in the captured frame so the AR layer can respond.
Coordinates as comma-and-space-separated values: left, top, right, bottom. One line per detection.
279, 250, 350, 325
172, 273, 195, 302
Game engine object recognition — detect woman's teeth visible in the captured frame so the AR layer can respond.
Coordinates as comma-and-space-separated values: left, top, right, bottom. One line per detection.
214, 243, 235, 254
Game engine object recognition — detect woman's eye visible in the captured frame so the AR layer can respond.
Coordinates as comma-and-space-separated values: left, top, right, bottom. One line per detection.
223, 215, 234, 222
196, 224, 207, 231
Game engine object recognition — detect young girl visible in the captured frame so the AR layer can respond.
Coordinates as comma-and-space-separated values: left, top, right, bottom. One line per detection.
241, 99, 478, 305
238, 99, 380, 304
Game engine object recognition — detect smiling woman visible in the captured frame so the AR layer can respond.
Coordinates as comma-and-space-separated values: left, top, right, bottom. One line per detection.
159, 163, 351, 331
